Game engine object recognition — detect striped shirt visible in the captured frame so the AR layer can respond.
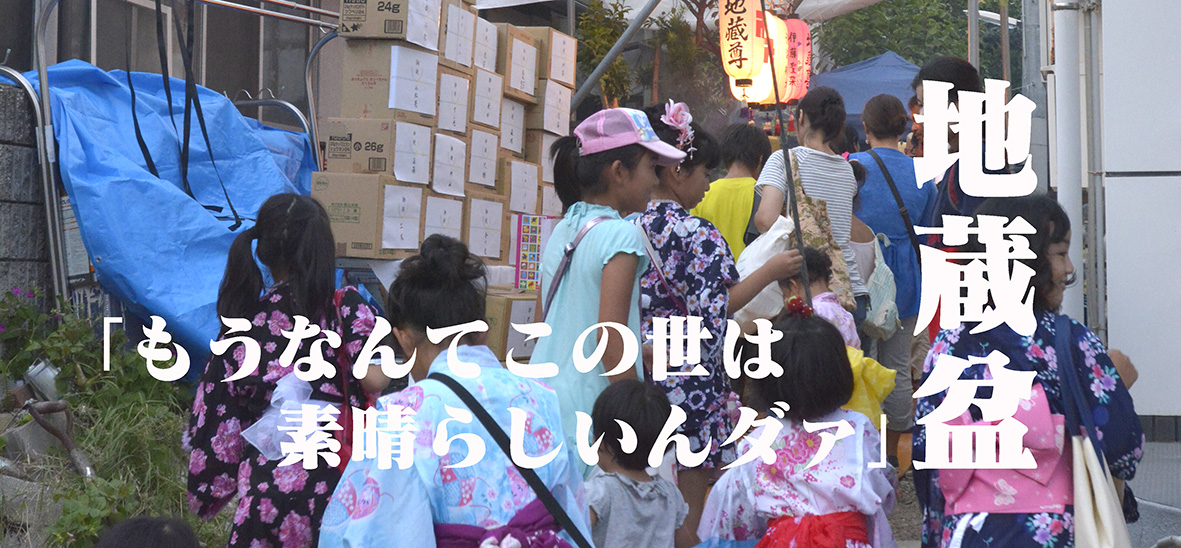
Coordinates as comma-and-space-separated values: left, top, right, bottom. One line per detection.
755, 147, 867, 296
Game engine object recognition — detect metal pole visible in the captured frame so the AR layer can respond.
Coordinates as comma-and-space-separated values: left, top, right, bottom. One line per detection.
235, 98, 313, 136
570, 0, 663, 110
194, 0, 338, 29
567, 0, 576, 36
999, 0, 1010, 85
1083, 0, 1105, 340
968, 0, 980, 67
256, 0, 339, 19
305, 30, 337, 171
34, 0, 71, 299
1051, 1, 1084, 320
0, 65, 66, 300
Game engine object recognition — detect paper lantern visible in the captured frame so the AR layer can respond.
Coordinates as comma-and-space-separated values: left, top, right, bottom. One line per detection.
729, 12, 787, 104
783, 16, 812, 103
719, 0, 763, 81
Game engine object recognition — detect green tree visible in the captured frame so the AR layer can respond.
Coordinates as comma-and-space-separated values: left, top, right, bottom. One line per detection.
642, 7, 731, 130
577, 0, 635, 108
816, 0, 965, 70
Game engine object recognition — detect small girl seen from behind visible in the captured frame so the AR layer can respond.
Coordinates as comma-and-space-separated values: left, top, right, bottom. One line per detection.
697, 310, 895, 548
587, 379, 688, 548
778, 246, 860, 349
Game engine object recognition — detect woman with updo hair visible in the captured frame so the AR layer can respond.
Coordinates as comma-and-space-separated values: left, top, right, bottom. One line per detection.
753, 87, 870, 324
320, 234, 591, 548
849, 93, 938, 468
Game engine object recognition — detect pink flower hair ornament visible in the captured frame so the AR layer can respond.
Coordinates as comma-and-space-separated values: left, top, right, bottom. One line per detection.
660, 100, 697, 163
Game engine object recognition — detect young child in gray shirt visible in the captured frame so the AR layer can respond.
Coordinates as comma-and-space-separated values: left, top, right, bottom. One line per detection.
586, 380, 688, 548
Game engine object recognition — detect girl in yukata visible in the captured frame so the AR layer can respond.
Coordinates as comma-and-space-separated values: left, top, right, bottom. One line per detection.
319, 234, 590, 548
637, 101, 803, 547
696, 303, 897, 548
185, 193, 390, 548
913, 195, 1144, 548
530, 108, 688, 475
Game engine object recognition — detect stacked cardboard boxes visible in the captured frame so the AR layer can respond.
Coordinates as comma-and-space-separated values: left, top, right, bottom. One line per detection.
520, 26, 576, 209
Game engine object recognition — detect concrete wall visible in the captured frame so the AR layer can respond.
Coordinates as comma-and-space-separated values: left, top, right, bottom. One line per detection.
0, 84, 50, 300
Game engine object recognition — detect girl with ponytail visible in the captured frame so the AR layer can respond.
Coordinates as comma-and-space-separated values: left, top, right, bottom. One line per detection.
185, 193, 390, 548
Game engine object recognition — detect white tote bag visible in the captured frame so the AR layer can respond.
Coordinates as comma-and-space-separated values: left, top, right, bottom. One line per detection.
733, 215, 795, 334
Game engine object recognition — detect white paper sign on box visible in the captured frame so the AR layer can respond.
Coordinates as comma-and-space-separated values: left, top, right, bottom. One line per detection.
382, 185, 423, 249
443, 5, 475, 67
472, 70, 503, 128
468, 198, 503, 258
541, 81, 571, 135
433, 134, 467, 197
393, 122, 432, 184
508, 38, 537, 95
501, 99, 525, 153
388, 46, 438, 114
406, 0, 441, 51
473, 18, 499, 71
541, 185, 561, 216
437, 74, 469, 133
549, 32, 577, 87
507, 299, 538, 356
508, 161, 539, 213
469, 129, 499, 187
425, 196, 463, 240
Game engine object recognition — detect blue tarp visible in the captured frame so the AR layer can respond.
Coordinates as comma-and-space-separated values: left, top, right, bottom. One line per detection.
11, 61, 315, 378
812, 51, 920, 140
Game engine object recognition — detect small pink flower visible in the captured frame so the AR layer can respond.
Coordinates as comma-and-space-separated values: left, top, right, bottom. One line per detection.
840, 475, 855, 488
233, 496, 252, 525
211, 474, 236, 498
211, 418, 243, 462
259, 498, 279, 523
253, 312, 268, 326
274, 464, 309, 493
269, 310, 294, 336
190, 449, 207, 474
278, 511, 313, 548
315, 481, 328, 495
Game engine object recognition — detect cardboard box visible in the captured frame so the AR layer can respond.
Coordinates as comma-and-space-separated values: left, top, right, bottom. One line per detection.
437, 66, 471, 136
524, 79, 571, 136
520, 26, 577, 89
469, 68, 503, 130
379, 182, 427, 258
339, 0, 440, 48
465, 191, 510, 264
523, 130, 557, 184
340, 41, 438, 126
312, 172, 426, 260
540, 183, 562, 217
432, 132, 469, 198
437, 0, 476, 73
485, 286, 539, 360
423, 191, 467, 243
323, 118, 433, 182
500, 157, 540, 214
472, 18, 499, 72
494, 23, 538, 104
500, 97, 527, 155
468, 127, 502, 191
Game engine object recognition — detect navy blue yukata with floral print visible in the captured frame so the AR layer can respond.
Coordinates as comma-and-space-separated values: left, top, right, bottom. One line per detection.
913, 312, 1144, 548
184, 285, 377, 548
637, 200, 740, 469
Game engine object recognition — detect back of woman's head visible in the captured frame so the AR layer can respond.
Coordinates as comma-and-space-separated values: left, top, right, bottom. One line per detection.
796, 86, 846, 142
829, 123, 860, 155
592, 378, 672, 471
642, 103, 721, 176
95, 516, 199, 548
863, 94, 909, 140
387, 234, 487, 334
218, 193, 336, 320
971, 195, 1073, 312
751, 312, 853, 421
720, 123, 772, 172
912, 56, 983, 104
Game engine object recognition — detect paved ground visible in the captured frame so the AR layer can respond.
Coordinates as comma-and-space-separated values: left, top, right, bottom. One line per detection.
893, 442, 1181, 547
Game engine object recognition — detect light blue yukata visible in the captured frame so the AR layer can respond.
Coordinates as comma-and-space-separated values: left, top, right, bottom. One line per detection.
318, 345, 590, 548
529, 201, 649, 475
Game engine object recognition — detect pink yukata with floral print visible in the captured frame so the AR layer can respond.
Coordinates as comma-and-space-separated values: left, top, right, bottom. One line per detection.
184, 285, 377, 548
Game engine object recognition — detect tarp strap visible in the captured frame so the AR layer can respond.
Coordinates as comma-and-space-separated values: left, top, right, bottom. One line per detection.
126, 42, 160, 178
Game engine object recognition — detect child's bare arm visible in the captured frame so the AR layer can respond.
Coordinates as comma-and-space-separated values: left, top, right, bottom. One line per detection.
600, 253, 640, 382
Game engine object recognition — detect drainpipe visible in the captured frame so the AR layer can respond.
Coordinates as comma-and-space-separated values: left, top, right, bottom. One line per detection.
1050, 1, 1085, 321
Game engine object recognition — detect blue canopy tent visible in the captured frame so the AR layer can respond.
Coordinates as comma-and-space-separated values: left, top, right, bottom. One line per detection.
811, 51, 920, 140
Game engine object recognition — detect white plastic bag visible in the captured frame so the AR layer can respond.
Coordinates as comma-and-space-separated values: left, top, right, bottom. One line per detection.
733, 215, 795, 334
240, 374, 335, 461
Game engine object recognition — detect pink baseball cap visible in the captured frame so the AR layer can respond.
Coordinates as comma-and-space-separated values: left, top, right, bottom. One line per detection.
574, 108, 687, 167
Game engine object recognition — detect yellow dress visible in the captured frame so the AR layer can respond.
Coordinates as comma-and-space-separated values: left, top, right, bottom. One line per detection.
841, 346, 896, 429
691, 176, 757, 258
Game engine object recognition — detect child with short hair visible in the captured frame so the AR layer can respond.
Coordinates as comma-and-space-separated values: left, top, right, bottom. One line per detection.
779, 246, 860, 349
696, 309, 896, 548
587, 379, 688, 548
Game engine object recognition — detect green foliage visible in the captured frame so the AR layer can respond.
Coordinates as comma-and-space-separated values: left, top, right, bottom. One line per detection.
47, 477, 134, 548
577, 0, 635, 107
643, 7, 731, 129
816, 0, 966, 70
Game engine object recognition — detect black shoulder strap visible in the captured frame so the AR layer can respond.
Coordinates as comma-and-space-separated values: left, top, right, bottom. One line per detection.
426, 373, 592, 548
868, 149, 922, 265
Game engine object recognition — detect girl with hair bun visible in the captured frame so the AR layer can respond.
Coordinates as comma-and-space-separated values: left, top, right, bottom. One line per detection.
186, 193, 389, 548
320, 234, 591, 548
752, 87, 870, 328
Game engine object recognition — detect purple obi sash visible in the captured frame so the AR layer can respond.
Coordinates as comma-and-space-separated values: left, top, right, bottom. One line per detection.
434, 498, 573, 548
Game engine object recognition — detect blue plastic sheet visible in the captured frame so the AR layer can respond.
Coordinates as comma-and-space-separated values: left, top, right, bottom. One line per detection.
16, 61, 315, 379
812, 51, 921, 140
